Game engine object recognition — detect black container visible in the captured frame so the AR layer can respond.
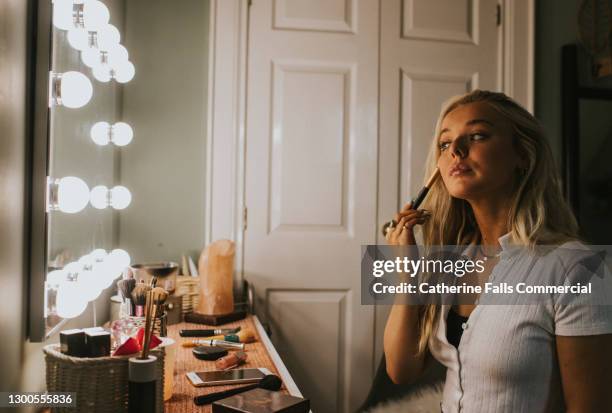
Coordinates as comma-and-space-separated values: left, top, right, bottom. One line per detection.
128, 356, 158, 413
59, 329, 87, 357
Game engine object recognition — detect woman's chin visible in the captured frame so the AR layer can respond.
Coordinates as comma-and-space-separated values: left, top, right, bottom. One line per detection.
448, 184, 485, 200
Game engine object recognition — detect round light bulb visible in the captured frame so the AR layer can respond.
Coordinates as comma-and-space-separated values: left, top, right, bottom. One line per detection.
114, 61, 135, 83
67, 28, 89, 50
53, 0, 75, 31
57, 281, 88, 318
107, 44, 129, 68
76, 267, 102, 301
110, 186, 131, 210
59, 71, 93, 109
78, 253, 96, 269
93, 260, 115, 289
57, 176, 90, 213
109, 249, 131, 272
92, 64, 112, 83
97, 24, 120, 51
47, 270, 67, 286
82, 0, 110, 31
90, 185, 109, 209
81, 47, 101, 68
90, 121, 110, 145
90, 248, 107, 262
111, 122, 133, 146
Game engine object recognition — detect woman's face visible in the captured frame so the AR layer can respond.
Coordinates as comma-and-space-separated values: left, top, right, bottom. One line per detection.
436, 102, 523, 201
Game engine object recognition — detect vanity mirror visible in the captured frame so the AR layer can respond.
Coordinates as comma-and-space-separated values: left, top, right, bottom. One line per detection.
29, 0, 211, 341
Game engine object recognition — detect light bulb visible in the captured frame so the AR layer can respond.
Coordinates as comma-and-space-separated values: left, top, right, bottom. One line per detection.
92, 64, 112, 83
93, 260, 115, 289
90, 248, 107, 262
53, 0, 75, 31
82, 0, 110, 31
67, 28, 89, 50
109, 249, 131, 272
57, 176, 90, 213
112, 122, 133, 146
110, 186, 131, 210
77, 267, 103, 301
57, 281, 88, 318
78, 253, 95, 268
63, 261, 82, 277
90, 121, 110, 145
107, 44, 129, 68
90, 185, 109, 209
81, 47, 101, 68
97, 24, 120, 51
59, 71, 93, 109
114, 61, 135, 83
47, 270, 67, 286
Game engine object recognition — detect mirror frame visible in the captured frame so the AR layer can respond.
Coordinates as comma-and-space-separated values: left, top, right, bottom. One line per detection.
28, 0, 52, 342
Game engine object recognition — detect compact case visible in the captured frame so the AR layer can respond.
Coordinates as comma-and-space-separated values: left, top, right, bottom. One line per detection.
192, 346, 228, 361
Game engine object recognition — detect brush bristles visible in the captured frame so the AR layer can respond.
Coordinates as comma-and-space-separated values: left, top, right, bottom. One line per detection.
151, 287, 168, 305
131, 283, 151, 306
117, 278, 136, 302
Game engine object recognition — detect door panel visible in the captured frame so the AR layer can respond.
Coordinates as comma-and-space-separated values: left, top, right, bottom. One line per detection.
245, 1, 379, 412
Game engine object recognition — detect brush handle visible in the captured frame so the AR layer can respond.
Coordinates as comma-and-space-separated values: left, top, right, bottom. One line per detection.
194, 381, 260, 405
142, 304, 157, 359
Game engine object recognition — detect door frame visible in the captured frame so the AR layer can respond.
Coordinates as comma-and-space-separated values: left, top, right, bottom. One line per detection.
205, 0, 535, 327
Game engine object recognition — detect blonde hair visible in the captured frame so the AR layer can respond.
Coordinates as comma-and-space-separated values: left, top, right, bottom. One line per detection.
415, 90, 581, 353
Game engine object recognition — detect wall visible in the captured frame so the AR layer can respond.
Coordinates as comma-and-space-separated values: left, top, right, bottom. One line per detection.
535, 0, 612, 243
534, 0, 577, 164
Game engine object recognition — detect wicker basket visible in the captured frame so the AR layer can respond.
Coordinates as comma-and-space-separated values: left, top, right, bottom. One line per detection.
44, 344, 165, 413
174, 276, 199, 316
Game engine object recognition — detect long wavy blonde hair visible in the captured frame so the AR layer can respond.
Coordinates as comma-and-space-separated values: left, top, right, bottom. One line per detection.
415, 90, 581, 353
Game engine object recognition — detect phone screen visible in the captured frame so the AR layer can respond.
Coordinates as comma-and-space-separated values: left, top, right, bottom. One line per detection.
196, 368, 264, 384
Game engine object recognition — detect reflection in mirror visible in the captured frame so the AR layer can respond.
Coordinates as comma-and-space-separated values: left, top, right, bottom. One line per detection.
43, 0, 210, 338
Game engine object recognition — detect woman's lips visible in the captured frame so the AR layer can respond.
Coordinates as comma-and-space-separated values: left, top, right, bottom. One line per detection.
449, 164, 473, 177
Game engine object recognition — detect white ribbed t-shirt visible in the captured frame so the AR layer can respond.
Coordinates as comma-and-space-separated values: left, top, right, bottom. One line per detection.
428, 232, 612, 413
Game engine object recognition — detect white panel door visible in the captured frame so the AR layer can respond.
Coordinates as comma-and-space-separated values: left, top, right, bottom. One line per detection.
375, 0, 501, 357
244, 0, 378, 412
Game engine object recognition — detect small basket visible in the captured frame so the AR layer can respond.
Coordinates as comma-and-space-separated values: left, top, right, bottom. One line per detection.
174, 276, 199, 316
44, 344, 165, 413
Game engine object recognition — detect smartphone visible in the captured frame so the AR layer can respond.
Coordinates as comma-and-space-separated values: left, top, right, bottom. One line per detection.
186, 367, 272, 387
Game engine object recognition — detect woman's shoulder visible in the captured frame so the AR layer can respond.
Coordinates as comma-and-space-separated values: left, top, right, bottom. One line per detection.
536, 232, 594, 273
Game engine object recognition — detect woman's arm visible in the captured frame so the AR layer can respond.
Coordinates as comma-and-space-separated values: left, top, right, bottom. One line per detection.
556, 334, 612, 411
383, 204, 430, 384
384, 304, 427, 384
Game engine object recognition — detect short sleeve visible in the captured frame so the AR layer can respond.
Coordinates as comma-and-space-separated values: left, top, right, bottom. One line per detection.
554, 255, 612, 336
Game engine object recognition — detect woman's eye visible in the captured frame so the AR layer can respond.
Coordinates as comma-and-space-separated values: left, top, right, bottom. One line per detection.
438, 141, 450, 151
470, 133, 487, 141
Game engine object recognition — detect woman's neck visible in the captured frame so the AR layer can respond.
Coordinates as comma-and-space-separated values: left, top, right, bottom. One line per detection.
468, 196, 512, 248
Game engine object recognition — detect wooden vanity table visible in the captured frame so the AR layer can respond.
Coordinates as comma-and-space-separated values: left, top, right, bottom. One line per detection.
164, 315, 303, 412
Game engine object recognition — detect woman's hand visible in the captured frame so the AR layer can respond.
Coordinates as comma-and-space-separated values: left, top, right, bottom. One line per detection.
385, 202, 431, 246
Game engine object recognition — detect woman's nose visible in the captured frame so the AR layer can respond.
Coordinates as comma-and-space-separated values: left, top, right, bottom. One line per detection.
450, 137, 468, 159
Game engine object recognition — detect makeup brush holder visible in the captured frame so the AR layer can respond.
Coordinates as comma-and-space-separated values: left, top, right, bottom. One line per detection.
128, 311, 168, 337
44, 342, 166, 413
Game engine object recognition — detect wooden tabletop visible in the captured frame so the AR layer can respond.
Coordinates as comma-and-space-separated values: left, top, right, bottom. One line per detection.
164, 315, 301, 412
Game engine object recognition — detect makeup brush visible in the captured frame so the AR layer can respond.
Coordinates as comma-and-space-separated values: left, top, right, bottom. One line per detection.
204, 329, 255, 343
181, 329, 255, 348
131, 282, 151, 317
117, 278, 136, 316
193, 374, 282, 405
382, 167, 440, 237
141, 288, 168, 359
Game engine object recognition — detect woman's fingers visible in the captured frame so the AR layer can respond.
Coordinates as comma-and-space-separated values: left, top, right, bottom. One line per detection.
386, 213, 430, 245
397, 209, 429, 221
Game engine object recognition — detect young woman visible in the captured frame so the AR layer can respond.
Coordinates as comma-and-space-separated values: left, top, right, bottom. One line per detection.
384, 90, 612, 412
